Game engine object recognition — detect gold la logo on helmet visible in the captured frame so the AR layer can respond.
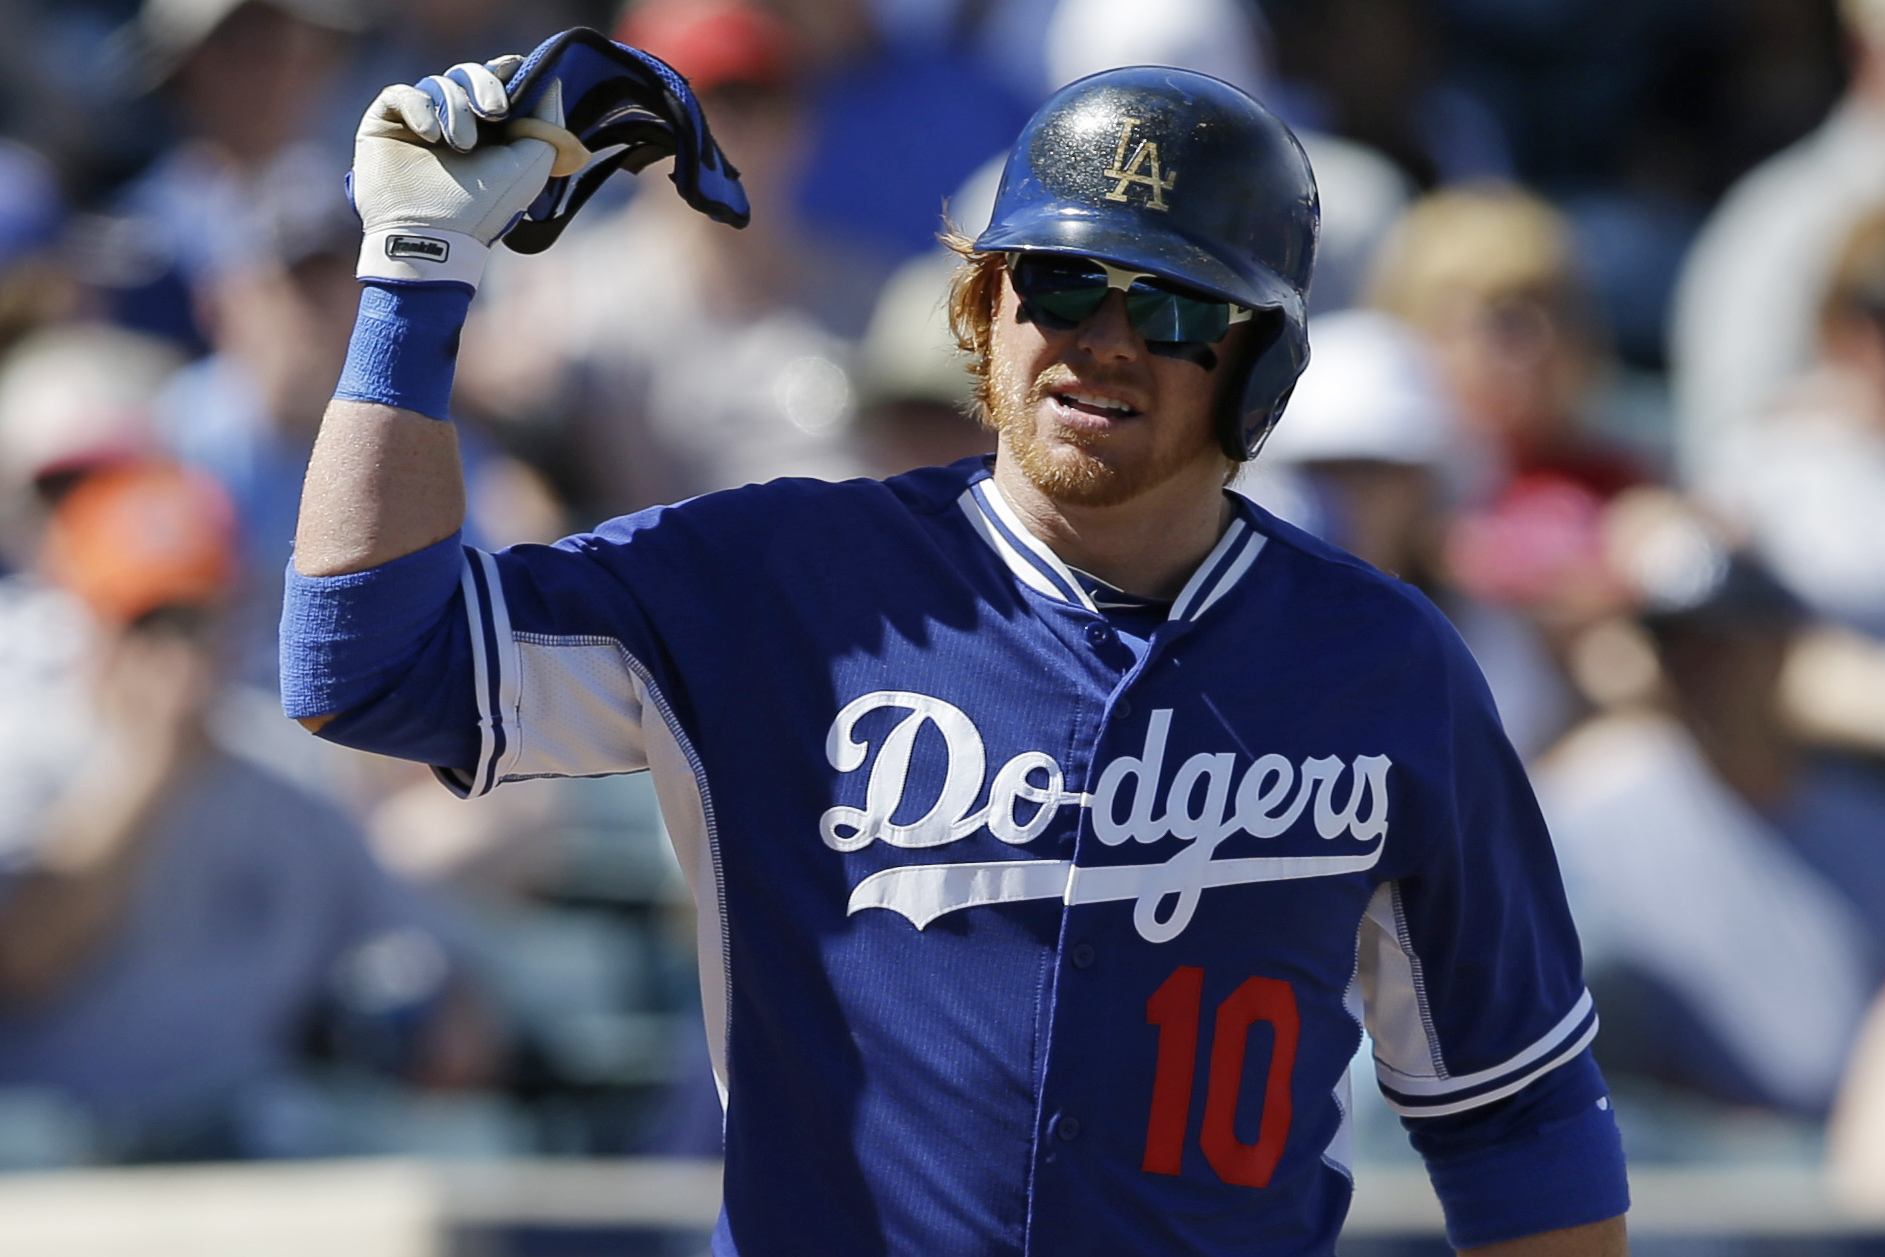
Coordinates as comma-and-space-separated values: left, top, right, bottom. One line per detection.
1102, 119, 1177, 211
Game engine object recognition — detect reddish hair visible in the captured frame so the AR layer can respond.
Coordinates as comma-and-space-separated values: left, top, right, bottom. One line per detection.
941, 231, 1005, 429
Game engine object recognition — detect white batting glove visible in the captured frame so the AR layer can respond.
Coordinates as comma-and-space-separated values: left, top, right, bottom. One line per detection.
351, 56, 573, 291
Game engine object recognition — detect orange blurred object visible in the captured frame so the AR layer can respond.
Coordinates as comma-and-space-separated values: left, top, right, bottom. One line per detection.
615, 0, 794, 92
41, 461, 237, 624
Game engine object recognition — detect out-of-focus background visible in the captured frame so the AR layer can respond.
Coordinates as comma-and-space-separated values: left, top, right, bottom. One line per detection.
4, 0, 1885, 1252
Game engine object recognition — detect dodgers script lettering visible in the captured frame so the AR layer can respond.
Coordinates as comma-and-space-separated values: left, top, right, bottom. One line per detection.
822, 692, 1391, 941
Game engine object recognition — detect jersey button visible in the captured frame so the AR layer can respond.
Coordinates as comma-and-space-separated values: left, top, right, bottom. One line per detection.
1115, 698, 1133, 718
1085, 622, 1114, 647
1069, 943, 1096, 969
1056, 1116, 1082, 1142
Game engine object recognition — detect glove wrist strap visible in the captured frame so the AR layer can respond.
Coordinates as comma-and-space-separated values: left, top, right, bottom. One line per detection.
333, 283, 473, 421
356, 227, 491, 289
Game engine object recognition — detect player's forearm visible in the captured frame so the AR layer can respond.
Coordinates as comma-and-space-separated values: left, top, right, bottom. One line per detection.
295, 397, 466, 577
1461, 1215, 1628, 1257
297, 55, 559, 577
285, 293, 474, 729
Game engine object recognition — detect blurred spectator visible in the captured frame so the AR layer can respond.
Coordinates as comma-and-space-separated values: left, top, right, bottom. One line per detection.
1709, 208, 1885, 640
460, 0, 869, 517
1264, 0, 1513, 189
771, 0, 1032, 267
0, 322, 179, 571
1369, 184, 1647, 637
87, 0, 358, 355
1240, 310, 1460, 565
1517, 0, 1844, 372
1370, 185, 1643, 492
0, 142, 75, 364
331, 0, 589, 138
1671, 0, 1885, 491
0, 462, 493, 1163
1429, 0, 1842, 200
852, 249, 990, 477
0, 323, 180, 863
1535, 494, 1885, 1115
1237, 309, 1577, 758
366, 769, 705, 1156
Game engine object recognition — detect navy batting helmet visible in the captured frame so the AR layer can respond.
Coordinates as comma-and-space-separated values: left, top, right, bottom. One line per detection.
973, 66, 1319, 460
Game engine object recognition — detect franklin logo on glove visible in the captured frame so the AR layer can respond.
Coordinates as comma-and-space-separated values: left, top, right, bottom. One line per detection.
385, 235, 450, 263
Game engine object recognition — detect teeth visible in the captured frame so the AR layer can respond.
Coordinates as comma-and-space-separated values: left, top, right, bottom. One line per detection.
1064, 392, 1132, 412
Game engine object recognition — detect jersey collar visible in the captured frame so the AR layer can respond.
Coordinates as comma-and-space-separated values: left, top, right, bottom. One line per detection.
957, 470, 1269, 625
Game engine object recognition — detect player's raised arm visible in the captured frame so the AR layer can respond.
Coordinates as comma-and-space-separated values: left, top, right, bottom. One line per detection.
294, 56, 567, 578
284, 33, 752, 737
295, 32, 750, 581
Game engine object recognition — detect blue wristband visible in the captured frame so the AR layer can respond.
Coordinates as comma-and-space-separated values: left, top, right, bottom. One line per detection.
333, 282, 473, 421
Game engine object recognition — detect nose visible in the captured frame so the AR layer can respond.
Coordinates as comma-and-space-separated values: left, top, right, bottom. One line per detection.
1075, 290, 1141, 363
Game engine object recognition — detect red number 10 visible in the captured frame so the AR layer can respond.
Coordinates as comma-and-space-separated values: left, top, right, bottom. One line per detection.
1142, 966, 1299, 1188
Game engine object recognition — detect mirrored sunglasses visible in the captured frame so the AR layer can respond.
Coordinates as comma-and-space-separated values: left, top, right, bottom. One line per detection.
1006, 252, 1254, 346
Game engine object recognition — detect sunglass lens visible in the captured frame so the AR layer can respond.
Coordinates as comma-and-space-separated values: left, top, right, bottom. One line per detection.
1011, 256, 1110, 327
1123, 283, 1231, 344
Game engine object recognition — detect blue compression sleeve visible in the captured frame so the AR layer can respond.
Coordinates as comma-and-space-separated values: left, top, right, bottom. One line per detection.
279, 532, 465, 719
332, 282, 472, 421
1408, 1050, 1629, 1248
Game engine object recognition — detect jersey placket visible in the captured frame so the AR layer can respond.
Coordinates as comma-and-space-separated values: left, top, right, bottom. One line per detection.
1021, 600, 1203, 1254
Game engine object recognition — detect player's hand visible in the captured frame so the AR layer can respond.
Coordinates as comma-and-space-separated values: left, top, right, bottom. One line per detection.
351, 56, 587, 291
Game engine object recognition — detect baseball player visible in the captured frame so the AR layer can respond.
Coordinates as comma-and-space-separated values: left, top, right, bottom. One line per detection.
283, 35, 1628, 1256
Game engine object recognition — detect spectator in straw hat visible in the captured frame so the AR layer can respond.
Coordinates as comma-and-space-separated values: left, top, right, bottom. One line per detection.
1368, 185, 1652, 724
851, 248, 992, 477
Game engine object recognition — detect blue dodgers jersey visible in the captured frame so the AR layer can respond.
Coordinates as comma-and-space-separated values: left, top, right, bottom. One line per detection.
324, 460, 1600, 1255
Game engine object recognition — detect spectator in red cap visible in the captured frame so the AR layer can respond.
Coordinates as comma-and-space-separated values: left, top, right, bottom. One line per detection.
38, 461, 236, 627
1367, 185, 1652, 724
616, 0, 794, 96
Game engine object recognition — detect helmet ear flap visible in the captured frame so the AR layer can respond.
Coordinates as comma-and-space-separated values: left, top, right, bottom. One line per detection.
1226, 312, 1310, 460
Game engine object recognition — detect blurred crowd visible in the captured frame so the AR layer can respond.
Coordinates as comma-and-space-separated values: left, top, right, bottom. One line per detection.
2, 0, 1885, 1188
